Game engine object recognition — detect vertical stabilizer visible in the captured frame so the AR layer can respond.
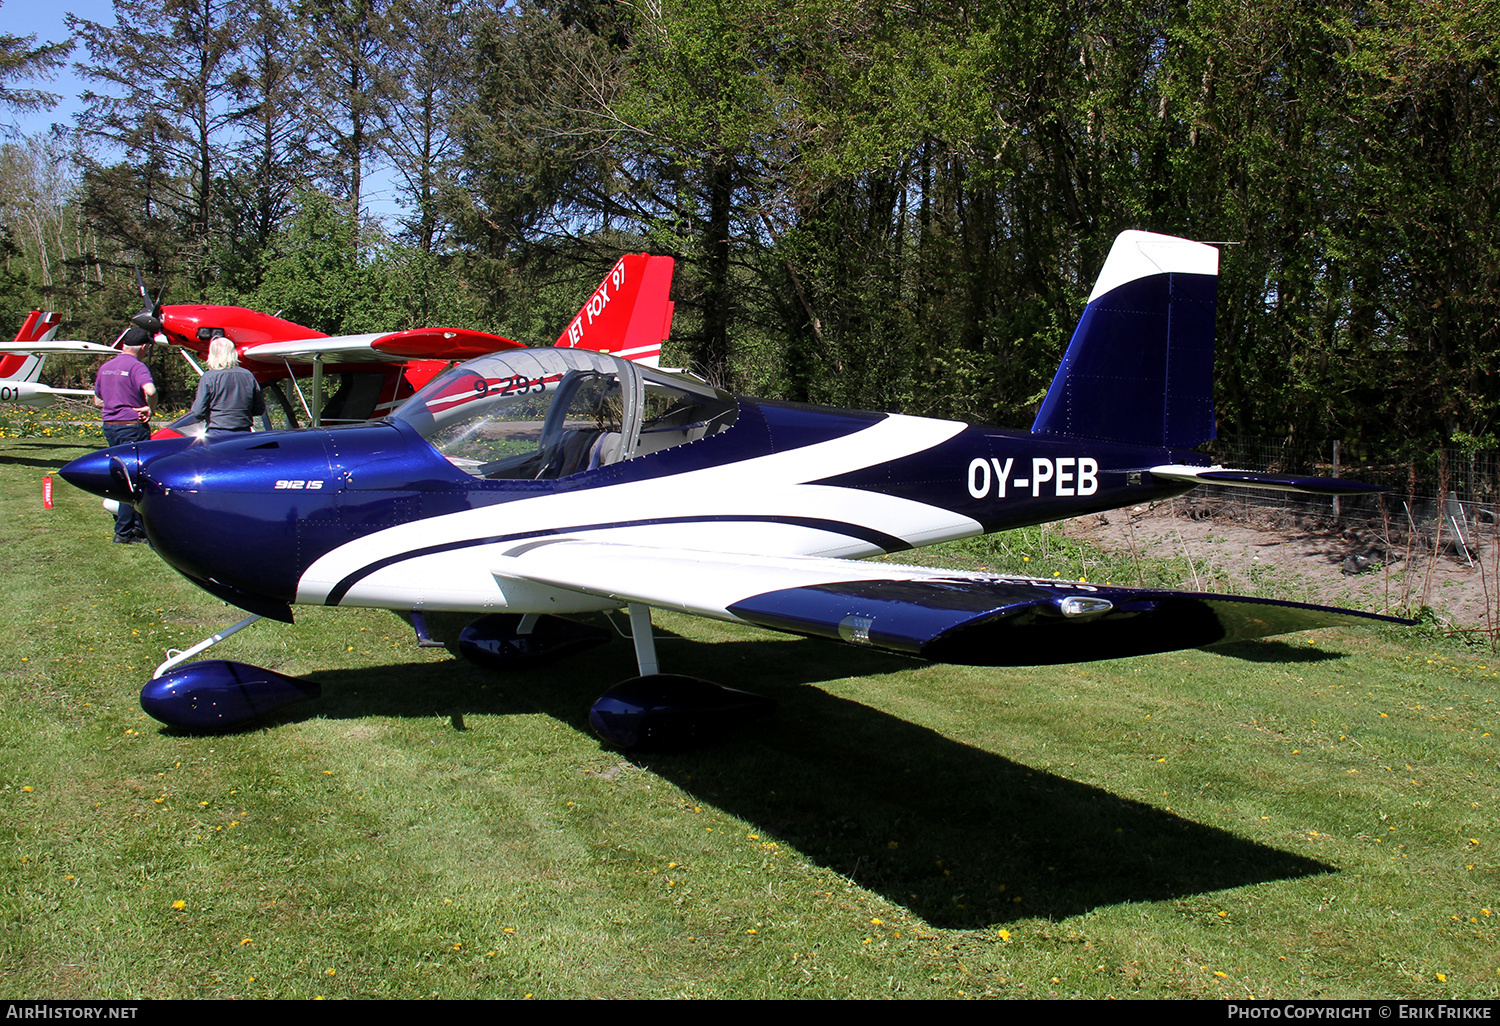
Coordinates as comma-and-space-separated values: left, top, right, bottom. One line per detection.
554, 254, 675, 367
0, 311, 62, 382
1031, 232, 1219, 448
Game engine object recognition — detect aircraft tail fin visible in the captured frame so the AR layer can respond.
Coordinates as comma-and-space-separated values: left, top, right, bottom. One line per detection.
1031, 232, 1219, 449
554, 254, 675, 367
1, 310, 63, 382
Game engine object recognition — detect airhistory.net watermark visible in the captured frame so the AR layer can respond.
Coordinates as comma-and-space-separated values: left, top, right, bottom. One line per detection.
4, 1007, 138, 1020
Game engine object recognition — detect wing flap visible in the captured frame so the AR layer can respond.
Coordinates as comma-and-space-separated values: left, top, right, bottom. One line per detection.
729, 579, 1405, 665
243, 328, 520, 364
491, 539, 1410, 664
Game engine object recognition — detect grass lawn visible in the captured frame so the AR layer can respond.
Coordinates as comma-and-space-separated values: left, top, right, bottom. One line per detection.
1, 435, 1496, 999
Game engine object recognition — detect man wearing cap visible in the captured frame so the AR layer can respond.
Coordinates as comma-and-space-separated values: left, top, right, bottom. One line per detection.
93, 325, 157, 543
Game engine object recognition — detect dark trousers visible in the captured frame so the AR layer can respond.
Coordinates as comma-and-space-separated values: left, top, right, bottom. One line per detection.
102, 420, 150, 539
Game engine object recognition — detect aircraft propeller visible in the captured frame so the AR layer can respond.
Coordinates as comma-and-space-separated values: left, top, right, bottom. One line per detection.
129, 267, 166, 337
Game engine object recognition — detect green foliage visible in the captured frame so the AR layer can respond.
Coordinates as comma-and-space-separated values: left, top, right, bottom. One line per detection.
0, 223, 31, 314
0, 0, 1496, 453
252, 191, 393, 334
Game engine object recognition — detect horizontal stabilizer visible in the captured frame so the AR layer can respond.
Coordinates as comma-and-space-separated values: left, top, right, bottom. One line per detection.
490, 539, 1408, 665
1149, 464, 1386, 495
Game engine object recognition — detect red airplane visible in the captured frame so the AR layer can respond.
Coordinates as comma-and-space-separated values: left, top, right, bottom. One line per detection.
1, 253, 675, 433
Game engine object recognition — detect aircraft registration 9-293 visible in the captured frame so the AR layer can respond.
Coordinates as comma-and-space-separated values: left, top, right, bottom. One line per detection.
60, 231, 1411, 749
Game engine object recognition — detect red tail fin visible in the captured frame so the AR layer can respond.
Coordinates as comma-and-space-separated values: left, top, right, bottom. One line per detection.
1, 311, 62, 381
554, 255, 674, 366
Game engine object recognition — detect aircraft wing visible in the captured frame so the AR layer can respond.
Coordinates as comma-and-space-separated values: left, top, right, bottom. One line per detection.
492, 539, 1410, 665
240, 327, 523, 365
0, 340, 120, 356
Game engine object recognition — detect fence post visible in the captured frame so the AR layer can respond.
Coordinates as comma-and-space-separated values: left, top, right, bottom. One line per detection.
1332, 439, 1340, 524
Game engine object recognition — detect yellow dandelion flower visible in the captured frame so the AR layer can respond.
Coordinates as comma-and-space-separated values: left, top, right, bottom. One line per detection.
172, 900, 186, 911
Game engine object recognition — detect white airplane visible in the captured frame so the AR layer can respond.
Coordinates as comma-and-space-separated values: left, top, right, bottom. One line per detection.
0, 310, 116, 406
60, 232, 1410, 748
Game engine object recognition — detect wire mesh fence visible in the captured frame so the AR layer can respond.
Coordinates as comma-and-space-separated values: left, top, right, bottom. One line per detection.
1181, 436, 1495, 550
1152, 437, 1500, 639
1155, 435, 1500, 622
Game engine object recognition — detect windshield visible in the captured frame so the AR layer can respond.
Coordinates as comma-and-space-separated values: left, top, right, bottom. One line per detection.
392, 348, 736, 479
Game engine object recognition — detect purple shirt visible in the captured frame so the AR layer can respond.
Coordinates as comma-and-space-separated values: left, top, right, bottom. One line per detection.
94, 353, 154, 422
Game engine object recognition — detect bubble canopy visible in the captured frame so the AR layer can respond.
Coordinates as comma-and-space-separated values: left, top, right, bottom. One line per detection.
390, 347, 738, 480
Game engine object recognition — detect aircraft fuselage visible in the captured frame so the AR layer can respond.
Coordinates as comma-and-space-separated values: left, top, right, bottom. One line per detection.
63, 391, 1201, 625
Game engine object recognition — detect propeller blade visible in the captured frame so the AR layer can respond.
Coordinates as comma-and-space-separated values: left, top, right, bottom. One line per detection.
130, 267, 165, 334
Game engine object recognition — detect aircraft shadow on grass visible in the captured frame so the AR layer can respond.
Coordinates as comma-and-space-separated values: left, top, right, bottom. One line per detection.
1212, 638, 1351, 664
179, 626, 1333, 930
0, 440, 96, 471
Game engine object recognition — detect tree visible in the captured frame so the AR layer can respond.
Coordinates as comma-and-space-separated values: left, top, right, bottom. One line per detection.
0, 0, 73, 129
69, 0, 243, 285
254, 189, 396, 333
298, 0, 393, 224
212, 0, 311, 298
381, 0, 470, 256
0, 135, 84, 302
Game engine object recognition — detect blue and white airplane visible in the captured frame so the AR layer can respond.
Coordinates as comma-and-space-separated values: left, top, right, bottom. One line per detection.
60, 231, 1408, 747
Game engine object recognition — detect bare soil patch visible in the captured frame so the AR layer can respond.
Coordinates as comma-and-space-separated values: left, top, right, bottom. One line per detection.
1058, 496, 1500, 634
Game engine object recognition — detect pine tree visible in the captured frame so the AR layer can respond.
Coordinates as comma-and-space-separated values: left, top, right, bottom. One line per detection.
69, 0, 243, 286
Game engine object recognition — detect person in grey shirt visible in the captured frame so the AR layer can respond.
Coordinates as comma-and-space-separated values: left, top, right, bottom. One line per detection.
191, 337, 265, 438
